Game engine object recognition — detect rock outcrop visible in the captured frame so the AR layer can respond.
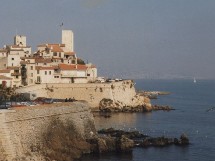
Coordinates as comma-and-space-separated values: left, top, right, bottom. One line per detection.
99, 93, 152, 112
97, 128, 190, 148
152, 105, 174, 111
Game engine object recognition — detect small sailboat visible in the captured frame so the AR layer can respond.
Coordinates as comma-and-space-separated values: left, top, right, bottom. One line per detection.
193, 77, 197, 83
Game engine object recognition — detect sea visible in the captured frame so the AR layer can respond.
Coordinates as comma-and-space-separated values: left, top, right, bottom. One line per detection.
80, 79, 215, 161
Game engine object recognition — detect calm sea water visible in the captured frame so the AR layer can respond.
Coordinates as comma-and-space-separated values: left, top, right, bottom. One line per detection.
80, 79, 215, 161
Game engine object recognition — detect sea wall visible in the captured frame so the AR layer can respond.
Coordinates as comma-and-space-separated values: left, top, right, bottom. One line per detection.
0, 102, 96, 161
16, 80, 137, 108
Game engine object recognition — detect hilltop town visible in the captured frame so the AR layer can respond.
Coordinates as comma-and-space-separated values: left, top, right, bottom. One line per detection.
0, 30, 97, 88
0, 30, 153, 161
0, 30, 152, 112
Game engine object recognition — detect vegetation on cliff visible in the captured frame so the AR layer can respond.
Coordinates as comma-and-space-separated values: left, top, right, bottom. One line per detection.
42, 119, 92, 161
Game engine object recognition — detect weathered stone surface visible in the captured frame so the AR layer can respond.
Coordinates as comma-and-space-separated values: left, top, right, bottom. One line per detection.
152, 105, 174, 111
42, 119, 92, 161
99, 94, 152, 113
116, 135, 134, 152
16, 80, 138, 108
0, 102, 96, 161
98, 128, 147, 139
180, 133, 189, 145
138, 135, 189, 147
98, 128, 189, 149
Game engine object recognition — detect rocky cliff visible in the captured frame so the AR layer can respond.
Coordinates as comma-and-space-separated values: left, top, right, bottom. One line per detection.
16, 80, 152, 110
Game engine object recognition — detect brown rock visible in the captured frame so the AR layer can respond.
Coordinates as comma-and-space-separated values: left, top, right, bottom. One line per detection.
116, 135, 134, 152
180, 133, 189, 145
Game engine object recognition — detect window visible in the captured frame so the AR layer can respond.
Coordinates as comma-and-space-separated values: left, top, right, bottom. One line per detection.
44, 63, 47, 65
37, 70, 39, 74
53, 52, 57, 56
31, 66, 33, 70
31, 79, 33, 83
54, 76, 59, 78
11, 58, 14, 60
49, 71, 51, 75
16, 76, 19, 79
45, 71, 47, 75
31, 73, 33, 77
87, 74, 90, 76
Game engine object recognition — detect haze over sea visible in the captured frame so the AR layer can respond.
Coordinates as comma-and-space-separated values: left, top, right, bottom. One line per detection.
80, 79, 215, 161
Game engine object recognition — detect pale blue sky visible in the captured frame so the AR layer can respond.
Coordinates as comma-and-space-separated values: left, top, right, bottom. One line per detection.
0, 0, 215, 79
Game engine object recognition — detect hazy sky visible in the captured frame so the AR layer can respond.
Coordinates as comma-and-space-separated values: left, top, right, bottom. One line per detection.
0, 0, 215, 79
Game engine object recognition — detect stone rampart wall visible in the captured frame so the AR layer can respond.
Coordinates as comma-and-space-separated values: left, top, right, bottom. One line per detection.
16, 80, 136, 107
0, 102, 95, 160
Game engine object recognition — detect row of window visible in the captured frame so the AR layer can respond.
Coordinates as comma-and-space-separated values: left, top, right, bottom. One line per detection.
45, 71, 52, 75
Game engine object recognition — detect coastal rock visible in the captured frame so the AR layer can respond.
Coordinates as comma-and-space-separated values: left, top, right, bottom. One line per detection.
99, 98, 125, 112
139, 134, 189, 147
98, 128, 147, 139
99, 95, 152, 113
96, 137, 109, 153
180, 133, 189, 145
116, 135, 134, 152
87, 135, 134, 153
98, 128, 189, 149
152, 105, 174, 111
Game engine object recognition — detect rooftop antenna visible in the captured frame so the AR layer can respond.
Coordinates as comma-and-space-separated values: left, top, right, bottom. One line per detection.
60, 22, 64, 30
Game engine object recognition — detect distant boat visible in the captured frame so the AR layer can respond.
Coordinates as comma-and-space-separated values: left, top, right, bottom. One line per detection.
193, 77, 197, 83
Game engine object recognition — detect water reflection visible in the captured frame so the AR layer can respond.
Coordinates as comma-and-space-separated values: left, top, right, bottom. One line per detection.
94, 113, 139, 130
94, 113, 154, 131
79, 152, 133, 161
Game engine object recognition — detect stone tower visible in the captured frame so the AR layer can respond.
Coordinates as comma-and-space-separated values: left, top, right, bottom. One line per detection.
62, 30, 74, 52
14, 35, 27, 47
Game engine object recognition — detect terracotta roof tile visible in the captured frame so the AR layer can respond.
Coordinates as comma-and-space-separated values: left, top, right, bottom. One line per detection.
35, 58, 52, 63
38, 44, 65, 52
64, 52, 75, 56
59, 64, 87, 71
36, 66, 55, 70
0, 69, 11, 73
38, 44, 65, 47
7, 66, 20, 70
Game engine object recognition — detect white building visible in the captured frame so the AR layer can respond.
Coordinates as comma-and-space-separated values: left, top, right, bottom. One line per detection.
0, 29, 97, 87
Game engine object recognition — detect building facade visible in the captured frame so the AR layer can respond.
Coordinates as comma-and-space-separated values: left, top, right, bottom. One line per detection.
0, 30, 97, 88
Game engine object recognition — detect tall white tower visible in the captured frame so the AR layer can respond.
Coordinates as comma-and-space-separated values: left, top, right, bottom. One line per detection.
62, 30, 74, 52
14, 35, 27, 47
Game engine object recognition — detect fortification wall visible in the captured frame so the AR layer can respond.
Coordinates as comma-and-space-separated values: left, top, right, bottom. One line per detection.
16, 80, 136, 107
0, 102, 95, 160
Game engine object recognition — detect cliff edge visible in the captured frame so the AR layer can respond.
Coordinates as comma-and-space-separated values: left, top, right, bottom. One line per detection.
16, 80, 152, 111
